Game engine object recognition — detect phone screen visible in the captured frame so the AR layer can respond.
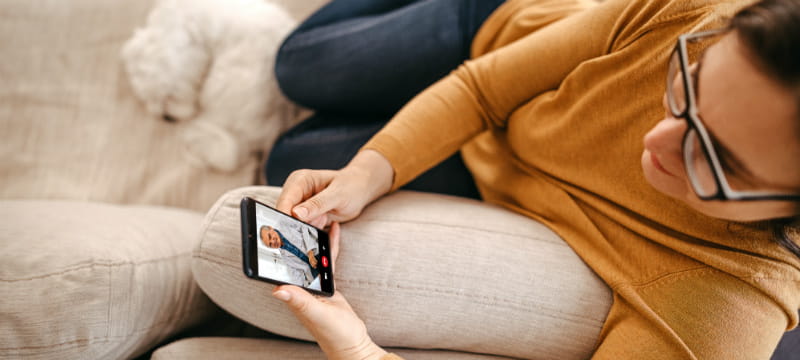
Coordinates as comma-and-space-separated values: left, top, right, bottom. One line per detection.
241, 197, 334, 296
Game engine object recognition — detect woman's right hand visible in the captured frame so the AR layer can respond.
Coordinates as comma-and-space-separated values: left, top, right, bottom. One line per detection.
275, 149, 394, 228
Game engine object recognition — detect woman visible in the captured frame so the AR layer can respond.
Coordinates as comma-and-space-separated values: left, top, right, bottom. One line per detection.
268, 0, 800, 358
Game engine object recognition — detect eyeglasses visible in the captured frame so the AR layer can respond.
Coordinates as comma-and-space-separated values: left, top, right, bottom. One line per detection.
667, 29, 800, 202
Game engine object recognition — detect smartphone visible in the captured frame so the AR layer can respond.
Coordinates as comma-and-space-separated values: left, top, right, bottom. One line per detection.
240, 196, 334, 296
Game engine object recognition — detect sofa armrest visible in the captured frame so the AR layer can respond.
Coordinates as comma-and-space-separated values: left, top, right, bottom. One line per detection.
193, 186, 612, 359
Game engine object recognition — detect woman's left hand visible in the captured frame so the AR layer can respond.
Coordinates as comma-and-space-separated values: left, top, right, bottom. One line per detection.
272, 222, 387, 360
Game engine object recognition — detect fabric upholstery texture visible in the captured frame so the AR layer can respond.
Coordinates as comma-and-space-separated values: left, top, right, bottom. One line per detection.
0, 200, 217, 359
193, 186, 613, 360
151, 337, 515, 360
0, 0, 259, 212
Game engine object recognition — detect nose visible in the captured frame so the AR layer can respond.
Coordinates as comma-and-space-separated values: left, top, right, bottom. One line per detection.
644, 115, 687, 156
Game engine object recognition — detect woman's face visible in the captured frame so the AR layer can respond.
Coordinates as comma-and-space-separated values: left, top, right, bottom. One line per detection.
642, 32, 800, 222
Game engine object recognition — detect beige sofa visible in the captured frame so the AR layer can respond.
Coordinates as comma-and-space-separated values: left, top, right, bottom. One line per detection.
2, 0, 795, 359
0, 0, 611, 358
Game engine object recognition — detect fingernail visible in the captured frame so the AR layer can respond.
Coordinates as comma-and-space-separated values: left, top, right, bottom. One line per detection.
273, 290, 291, 302
294, 207, 308, 220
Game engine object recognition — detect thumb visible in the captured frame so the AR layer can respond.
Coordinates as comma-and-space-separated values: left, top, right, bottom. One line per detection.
294, 190, 339, 222
273, 285, 318, 318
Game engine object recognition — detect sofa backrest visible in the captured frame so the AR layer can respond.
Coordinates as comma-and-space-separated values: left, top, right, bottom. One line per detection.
0, 0, 327, 212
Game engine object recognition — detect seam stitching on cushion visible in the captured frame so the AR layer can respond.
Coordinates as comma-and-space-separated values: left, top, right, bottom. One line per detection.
353, 218, 562, 244
337, 278, 606, 323
195, 253, 231, 268
196, 252, 604, 322
0, 306, 202, 352
0, 252, 193, 282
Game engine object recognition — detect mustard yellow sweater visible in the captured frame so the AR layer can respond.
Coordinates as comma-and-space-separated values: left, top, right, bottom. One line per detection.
365, 0, 800, 358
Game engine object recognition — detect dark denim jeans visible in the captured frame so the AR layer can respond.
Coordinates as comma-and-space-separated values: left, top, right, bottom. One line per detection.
266, 0, 506, 199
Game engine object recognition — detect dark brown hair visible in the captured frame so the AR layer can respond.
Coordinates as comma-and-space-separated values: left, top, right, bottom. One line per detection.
731, 0, 800, 258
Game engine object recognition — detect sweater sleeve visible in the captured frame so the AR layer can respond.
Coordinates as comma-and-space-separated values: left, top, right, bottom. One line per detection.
362, 0, 636, 190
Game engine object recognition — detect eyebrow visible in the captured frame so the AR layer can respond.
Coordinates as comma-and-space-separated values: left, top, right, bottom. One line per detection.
694, 51, 706, 99
708, 133, 757, 181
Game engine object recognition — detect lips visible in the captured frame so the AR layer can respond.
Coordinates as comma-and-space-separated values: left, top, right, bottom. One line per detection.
650, 152, 675, 176
650, 152, 675, 177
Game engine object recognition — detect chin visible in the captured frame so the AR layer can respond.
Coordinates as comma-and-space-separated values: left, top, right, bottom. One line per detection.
687, 198, 795, 223
688, 204, 757, 222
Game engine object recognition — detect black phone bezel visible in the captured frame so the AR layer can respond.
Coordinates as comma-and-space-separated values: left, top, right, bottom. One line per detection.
240, 196, 334, 297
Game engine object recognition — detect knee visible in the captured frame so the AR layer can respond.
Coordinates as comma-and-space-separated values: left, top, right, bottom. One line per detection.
274, 37, 307, 107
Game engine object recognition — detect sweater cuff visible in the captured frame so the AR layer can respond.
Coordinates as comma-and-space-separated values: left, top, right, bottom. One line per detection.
361, 134, 413, 193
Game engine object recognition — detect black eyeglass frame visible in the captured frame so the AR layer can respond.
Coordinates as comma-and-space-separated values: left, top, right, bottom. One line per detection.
668, 28, 800, 202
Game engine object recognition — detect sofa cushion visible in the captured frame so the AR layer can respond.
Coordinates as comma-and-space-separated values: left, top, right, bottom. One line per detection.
0, 200, 218, 359
193, 186, 612, 359
151, 337, 515, 360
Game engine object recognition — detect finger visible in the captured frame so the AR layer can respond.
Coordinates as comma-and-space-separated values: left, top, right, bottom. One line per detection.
309, 214, 328, 229
275, 285, 351, 311
275, 170, 335, 215
272, 285, 319, 319
329, 222, 341, 267
275, 170, 318, 215
275, 183, 306, 216
294, 188, 341, 222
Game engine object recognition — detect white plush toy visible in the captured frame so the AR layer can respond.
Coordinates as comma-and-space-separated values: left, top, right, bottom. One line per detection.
121, 0, 304, 172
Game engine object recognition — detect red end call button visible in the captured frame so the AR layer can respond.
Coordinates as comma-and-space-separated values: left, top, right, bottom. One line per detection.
321, 256, 329, 268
